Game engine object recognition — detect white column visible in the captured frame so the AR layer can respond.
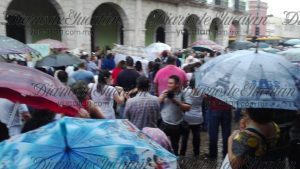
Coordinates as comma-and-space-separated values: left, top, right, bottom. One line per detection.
25, 24, 32, 43
123, 27, 136, 47
60, 24, 77, 50
237, 25, 248, 41
0, 18, 6, 36
217, 25, 230, 47
197, 24, 210, 40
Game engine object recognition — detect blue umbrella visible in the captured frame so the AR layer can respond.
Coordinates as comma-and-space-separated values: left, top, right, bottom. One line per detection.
258, 42, 270, 48
284, 39, 300, 46
195, 50, 300, 110
0, 117, 177, 168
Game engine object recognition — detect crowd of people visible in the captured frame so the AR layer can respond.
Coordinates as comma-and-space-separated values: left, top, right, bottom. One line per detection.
0, 47, 299, 169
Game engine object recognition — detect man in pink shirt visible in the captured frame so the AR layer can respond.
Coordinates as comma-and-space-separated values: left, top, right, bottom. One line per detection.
154, 56, 188, 96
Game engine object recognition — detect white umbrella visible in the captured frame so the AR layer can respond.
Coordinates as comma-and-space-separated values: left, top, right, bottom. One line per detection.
195, 50, 300, 110
145, 42, 171, 61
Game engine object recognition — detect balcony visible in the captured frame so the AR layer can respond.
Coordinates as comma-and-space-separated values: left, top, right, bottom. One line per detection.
234, 0, 246, 13
214, 0, 229, 9
190, 0, 207, 4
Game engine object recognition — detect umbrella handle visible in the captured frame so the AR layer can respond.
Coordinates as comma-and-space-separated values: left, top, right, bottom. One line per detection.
60, 120, 70, 149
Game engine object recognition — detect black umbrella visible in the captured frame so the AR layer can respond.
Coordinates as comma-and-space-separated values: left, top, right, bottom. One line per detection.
35, 53, 83, 67
229, 41, 255, 50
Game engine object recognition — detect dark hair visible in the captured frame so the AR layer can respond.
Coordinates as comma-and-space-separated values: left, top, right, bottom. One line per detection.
166, 56, 176, 65
189, 78, 196, 89
57, 70, 68, 83
126, 56, 134, 67
246, 108, 274, 124
169, 75, 180, 85
78, 62, 86, 69
117, 60, 126, 69
154, 58, 161, 63
136, 76, 150, 91
107, 53, 114, 59
148, 61, 154, 71
135, 61, 143, 72
97, 70, 111, 93
71, 81, 89, 103
21, 109, 55, 133
151, 62, 161, 78
161, 50, 169, 58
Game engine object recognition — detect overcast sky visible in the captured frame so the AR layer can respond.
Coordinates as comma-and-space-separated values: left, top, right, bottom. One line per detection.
263, 0, 300, 18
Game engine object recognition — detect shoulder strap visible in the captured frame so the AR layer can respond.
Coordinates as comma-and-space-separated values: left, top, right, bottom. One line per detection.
245, 128, 269, 150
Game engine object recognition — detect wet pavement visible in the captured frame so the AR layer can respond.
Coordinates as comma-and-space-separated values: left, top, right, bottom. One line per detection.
178, 122, 239, 169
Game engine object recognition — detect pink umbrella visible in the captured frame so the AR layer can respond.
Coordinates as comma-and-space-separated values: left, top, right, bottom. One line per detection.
35, 39, 67, 49
0, 62, 80, 116
191, 40, 224, 51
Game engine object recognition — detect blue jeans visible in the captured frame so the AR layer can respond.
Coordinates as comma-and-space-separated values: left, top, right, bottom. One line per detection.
117, 104, 126, 119
208, 109, 232, 158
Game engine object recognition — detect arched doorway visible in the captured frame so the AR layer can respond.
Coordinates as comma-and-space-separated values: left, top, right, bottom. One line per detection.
145, 9, 168, 46
155, 26, 165, 43
229, 20, 241, 42
182, 28, 189, 49
91, 3, 125, 51
183, 14, 200, 48
209, 18, 223, 44
5, 0, 62, 43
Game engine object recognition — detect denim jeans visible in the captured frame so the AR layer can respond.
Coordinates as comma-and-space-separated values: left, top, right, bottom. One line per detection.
208, 109, 232, 158
180, 124, 201, 156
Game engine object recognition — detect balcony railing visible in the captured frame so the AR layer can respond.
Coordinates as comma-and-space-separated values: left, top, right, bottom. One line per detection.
214, 0, 229, 8
190, 0, 207, 4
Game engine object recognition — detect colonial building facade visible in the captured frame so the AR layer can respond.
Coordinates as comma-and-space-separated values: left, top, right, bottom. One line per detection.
0, 0, 249, 52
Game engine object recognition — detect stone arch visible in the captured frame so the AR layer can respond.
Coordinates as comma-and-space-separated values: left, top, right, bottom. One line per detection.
230, 20, 241, 41
145, 9, 169, 46
209, 17, 224, 44
183, 14, 201, 48
4, 0, 65, 43
90, 2, 129, 51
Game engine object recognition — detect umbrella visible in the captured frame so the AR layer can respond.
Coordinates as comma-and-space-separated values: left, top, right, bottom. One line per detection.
191, 40, 216, 46
35, 53, 83, 67
0, 117, 177, 168
195, 50, 300, 110
284, 39, 300, 46
0, 56, 7, 62
112, 44, 147, 59
262, 47, 281, 54
258, 42, 270, 48
0, 35, 38, 55
278, 48, 300, 62
145, 42, 171, 61
191, 40, 224, 51
229, 41, 255, 50
35, 39, 67, 49
192, 45, 213, 52
0, 63, 80, 116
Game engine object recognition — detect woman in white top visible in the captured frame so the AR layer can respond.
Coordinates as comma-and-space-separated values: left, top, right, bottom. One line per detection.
180, 78, 205, 156
90, 70, 125, 119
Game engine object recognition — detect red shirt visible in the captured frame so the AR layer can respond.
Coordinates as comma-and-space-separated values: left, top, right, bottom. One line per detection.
209, 97, 232, 111
112, 67, 123, 85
